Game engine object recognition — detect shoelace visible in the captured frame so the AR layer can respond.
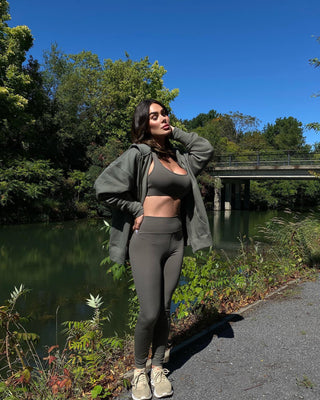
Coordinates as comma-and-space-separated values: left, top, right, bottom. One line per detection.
152, 368, 169, 383
132, 370, 148, 387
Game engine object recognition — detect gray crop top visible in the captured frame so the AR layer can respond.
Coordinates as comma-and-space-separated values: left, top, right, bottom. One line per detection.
146, 152, 192, 199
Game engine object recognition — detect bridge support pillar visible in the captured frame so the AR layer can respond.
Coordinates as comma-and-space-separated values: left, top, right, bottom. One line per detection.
244, 180, 250, 210
213, 178, 222, 210
234, 183, 241, 209
224, 183, 232, 210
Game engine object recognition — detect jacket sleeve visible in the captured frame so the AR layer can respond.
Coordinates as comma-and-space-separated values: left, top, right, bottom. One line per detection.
93, 148, 144, 218
172, 128, 213, 176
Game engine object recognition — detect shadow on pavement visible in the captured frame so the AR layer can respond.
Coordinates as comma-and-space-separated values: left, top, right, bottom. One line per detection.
166, 314, 244, 375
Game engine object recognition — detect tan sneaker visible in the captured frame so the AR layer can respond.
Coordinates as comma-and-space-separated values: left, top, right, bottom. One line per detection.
151, 367, 173, 398
131, 368, 152, 400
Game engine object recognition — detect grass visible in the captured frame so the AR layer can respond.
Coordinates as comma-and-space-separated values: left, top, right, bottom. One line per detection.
296, 375, 315, 389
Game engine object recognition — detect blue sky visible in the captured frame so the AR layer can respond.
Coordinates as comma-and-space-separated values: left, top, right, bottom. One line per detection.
8, 0, 320, 145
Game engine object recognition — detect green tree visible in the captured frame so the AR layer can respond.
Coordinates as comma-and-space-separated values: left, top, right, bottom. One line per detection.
41, 46, 103, 169
194, 118, 228, 156
97, 55, 179, 139
263, 117, 306, 151
42, 46, 179, 170
227, 111, 261, 138
238, 130, 270, 152
249, 181, 278, 209
0, 159, 64, 223
0, 0, 34, 159
215, 114, 238, 141
183, 109, 219, 130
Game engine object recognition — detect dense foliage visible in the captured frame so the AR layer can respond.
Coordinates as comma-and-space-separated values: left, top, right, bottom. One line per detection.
1, 1, 320, 224
0, 1, 180, 224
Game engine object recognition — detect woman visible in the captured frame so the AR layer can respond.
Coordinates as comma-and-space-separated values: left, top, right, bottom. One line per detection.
94, 99, 213, 400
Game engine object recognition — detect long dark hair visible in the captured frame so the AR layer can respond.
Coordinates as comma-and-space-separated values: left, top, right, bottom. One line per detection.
131, 99, 174, 158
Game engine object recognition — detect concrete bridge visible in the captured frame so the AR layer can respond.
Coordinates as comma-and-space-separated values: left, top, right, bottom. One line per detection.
208, 151, 320, 210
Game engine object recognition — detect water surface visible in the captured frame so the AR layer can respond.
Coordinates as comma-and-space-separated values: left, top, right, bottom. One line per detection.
0, 210, 287, 349
0, 219, 130, 349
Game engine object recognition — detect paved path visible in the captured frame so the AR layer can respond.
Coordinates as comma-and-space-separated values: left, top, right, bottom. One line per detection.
121, 276, 320, 400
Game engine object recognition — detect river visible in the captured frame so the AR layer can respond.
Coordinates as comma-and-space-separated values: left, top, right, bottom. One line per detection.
0, 210, 286, 350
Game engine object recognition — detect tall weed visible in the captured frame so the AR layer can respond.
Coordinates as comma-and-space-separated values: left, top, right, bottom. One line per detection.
0, 289, 130, 399
260, 210, 320, 265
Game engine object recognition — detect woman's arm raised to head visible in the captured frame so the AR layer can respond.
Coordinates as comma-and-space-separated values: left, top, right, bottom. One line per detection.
171, 127, 213, 176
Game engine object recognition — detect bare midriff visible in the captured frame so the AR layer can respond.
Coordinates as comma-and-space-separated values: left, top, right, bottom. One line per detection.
142, 157, 186, 217
143, 196, 181, 217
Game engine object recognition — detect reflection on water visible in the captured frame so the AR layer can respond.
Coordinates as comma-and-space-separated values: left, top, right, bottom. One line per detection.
0, 210, 287, 349
209, 209, 280, 254
0, 220, 130, 350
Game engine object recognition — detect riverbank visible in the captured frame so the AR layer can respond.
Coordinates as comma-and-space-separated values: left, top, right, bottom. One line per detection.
0, 212, 319, 399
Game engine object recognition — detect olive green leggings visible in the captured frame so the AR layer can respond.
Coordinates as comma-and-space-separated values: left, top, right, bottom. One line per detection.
129, 216, 184, 368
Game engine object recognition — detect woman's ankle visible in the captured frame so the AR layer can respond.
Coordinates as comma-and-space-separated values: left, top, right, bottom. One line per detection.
135, 367, 146, 371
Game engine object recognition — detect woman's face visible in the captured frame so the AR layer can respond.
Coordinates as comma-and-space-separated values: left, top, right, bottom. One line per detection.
148, 103, 171, 139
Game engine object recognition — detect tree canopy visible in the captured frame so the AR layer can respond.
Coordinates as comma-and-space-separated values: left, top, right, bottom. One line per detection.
263, 117, 307, 151
0, 0, 34, 159
1, 0, 320, 223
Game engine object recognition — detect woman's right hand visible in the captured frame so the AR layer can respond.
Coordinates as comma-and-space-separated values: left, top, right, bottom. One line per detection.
133, 214, 144, 231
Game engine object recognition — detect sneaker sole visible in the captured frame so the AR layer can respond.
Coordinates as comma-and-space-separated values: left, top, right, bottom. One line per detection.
131, 393, 152, 400
151, 384, 173, 399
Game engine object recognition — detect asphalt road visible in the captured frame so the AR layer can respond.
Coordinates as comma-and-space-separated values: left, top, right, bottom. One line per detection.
119, 276, 320, 400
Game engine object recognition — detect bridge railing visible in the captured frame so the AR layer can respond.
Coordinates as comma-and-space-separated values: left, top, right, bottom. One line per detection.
212, 151, 320, 168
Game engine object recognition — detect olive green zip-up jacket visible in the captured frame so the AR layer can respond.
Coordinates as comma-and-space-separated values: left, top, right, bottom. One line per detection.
94, 128, 213, 264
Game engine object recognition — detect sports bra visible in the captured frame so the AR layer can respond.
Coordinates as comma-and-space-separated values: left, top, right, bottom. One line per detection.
146, 152, 191, 199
